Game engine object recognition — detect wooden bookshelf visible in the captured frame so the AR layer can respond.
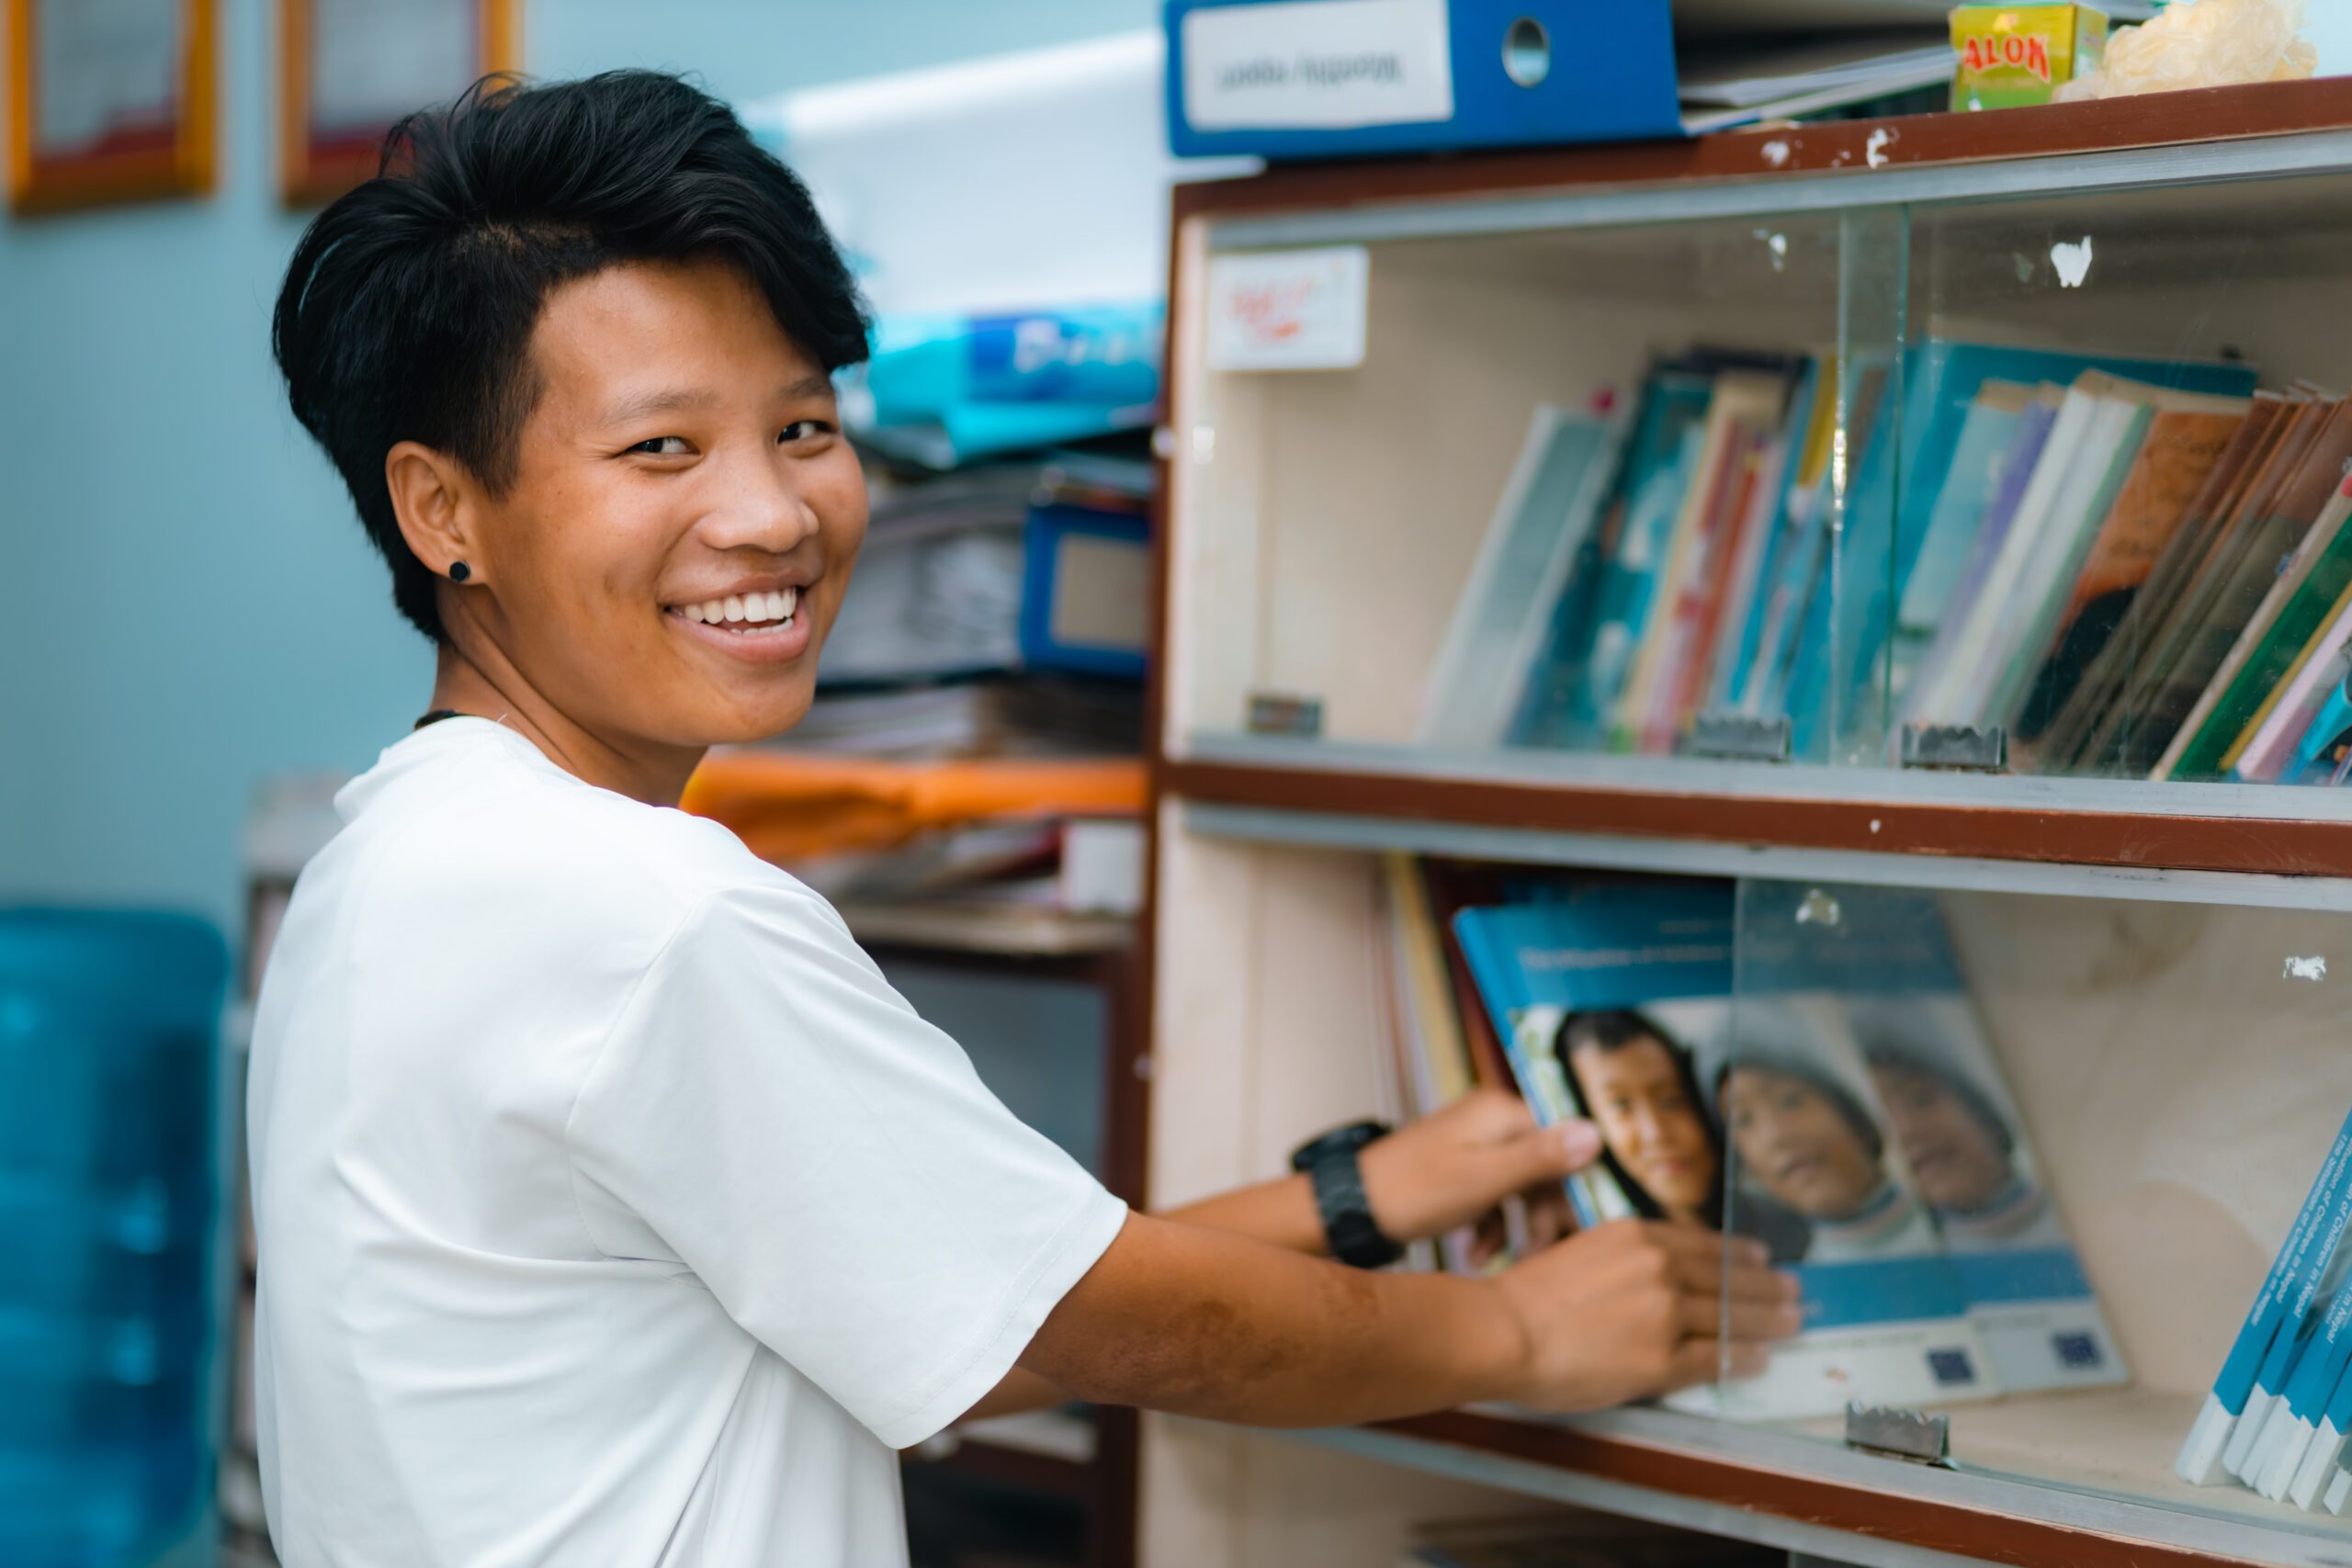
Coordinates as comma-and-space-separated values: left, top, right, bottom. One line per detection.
1142, 78, 2352, 1568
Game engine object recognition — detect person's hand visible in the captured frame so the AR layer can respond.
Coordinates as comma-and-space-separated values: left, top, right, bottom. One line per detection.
1487, 1219, 1802, 1411
1360, 1087, 1600, 1248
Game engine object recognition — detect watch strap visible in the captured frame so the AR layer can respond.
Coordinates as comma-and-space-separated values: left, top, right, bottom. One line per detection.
1304, 1140, 1404, 1269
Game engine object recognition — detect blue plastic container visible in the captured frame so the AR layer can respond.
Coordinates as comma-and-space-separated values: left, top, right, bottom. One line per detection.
0, 908, 227, 1568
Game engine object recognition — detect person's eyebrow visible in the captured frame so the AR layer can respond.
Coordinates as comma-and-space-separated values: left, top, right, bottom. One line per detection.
599, 375, 834, 428
598, 387, 718, 427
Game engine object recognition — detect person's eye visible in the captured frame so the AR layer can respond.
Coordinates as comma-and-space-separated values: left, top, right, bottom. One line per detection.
779, 420, 836, 445
624, 435, 693, 457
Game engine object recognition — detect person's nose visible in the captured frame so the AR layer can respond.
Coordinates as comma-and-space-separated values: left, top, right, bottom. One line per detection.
699, 439, 820, 555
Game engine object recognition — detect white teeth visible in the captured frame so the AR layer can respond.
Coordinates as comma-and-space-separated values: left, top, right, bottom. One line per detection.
673, 590, 803, 628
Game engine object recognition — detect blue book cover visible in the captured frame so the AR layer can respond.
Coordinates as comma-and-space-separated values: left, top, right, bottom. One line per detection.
1903, 399, 2063, 729
1825, 343, 2258, 758
2222, 1147, 2352, 1483
2251, 1258, 2352, 1503
1451, 881, 1993, 1420
1758, 885, 2127, 1396
2176, 1107, 2352, 1484
1707, 357, 1822, 714
1508, 371, 1713, 749
2288, 1307, 2352, 1507
2285, 681, 2352, 785
1885, 391, 2027, 712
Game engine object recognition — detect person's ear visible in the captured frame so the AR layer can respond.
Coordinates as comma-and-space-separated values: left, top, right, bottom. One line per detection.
385, 441, 480, 582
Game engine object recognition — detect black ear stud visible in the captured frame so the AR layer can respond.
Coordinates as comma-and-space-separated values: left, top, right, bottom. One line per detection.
449, 561, 472, 582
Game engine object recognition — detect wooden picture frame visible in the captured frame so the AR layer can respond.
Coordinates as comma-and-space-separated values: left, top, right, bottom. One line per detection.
279, 0, 518, 207
6, 0, 217, 216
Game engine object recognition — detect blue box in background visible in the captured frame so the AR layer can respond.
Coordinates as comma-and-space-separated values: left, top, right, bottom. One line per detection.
1165, 0, 1683, 161
1020, 505, 1151, 679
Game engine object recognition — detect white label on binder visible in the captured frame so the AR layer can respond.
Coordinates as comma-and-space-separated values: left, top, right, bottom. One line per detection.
1182, 0, 1455, 131
1204, 246, 1370, 371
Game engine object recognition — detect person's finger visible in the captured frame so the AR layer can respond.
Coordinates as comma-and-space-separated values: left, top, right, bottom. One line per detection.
1730, 1262, 1803, 1304
1449, 1086, 1536, 1139
1474, 1119, 1601, 1193
1660, 1337, 1730, 1393
1646, 1225, 1771, 1268
1674, 1292, 1804, 1342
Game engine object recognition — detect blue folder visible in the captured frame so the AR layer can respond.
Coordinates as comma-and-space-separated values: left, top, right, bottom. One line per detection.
1166, 0, 1682, 161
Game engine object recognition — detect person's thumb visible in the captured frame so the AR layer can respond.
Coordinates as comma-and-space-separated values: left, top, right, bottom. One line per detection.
1502, 1118, 1604, 1184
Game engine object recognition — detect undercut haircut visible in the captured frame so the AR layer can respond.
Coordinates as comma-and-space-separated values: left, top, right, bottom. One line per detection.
273, 70, 871, 640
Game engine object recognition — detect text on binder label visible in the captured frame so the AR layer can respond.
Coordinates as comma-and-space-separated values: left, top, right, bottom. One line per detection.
1182, 0, 1456, 131
1204, 246, 1371, 372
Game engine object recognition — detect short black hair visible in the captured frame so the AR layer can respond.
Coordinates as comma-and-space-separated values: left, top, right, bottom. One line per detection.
274, 70, 871, 640
1713, 1054, 1884, 1165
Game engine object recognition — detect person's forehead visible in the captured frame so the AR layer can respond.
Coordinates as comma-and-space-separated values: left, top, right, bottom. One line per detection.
527, 260, 814, 406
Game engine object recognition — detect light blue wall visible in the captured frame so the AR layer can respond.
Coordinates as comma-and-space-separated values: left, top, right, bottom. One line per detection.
0, 1, 1155, 939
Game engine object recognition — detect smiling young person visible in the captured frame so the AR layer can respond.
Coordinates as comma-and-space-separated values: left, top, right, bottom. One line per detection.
246, 71, 1797, 1566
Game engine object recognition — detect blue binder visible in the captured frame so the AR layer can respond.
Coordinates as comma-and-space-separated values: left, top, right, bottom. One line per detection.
1166, 0, 1683, 161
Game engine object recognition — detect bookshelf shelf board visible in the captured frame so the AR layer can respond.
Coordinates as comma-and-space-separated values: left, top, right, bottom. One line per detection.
1178, 800, 2352, 916
1174, 78, 2352, 232
834, 900, 1134, 957
1295, 1396, 2347, 1568
1162, 740, 2352, 883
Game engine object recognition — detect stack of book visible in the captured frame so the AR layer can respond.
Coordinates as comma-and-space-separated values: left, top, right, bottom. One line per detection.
2178, 1101, 2352, 1514
1420, 339, 2352, 783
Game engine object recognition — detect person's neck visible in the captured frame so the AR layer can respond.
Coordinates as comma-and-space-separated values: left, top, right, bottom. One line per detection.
428, 642, 704, 807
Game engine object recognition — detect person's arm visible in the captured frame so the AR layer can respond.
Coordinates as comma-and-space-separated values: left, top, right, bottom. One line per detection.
1170, 1088, 1596, 1258
960, 1089, 1598, 1421
1020, 1211, 1795, 1427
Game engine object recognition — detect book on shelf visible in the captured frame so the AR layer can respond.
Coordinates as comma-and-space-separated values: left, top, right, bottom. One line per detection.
1446, 877, 2001, 1422
1762, 884, 2126, 1397
1419, 405, 1628, 750
2177, 1101, 2352, 1490
1408, 332, 2352, 779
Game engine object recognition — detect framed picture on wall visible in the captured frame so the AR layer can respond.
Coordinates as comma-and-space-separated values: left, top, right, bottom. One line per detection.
5, 0, 217, 215
279, 0, 519, 207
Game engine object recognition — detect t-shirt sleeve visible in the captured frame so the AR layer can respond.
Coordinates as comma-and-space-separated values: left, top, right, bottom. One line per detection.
564, 885, 1129, 1449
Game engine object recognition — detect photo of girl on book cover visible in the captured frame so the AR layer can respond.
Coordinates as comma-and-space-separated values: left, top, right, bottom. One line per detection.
1847, 1000, 2068, 1253
1690, 997, 1942, 1266
1552, 1009, 1806, 1262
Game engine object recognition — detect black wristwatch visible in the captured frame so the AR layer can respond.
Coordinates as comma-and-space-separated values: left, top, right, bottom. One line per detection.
1290, 1120, 1403, 1269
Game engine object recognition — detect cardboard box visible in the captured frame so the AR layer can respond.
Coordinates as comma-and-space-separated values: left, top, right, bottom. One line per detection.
1951, 2, 2110, 110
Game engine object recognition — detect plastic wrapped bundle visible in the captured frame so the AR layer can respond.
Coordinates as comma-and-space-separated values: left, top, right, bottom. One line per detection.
2057, 0, 2318, 101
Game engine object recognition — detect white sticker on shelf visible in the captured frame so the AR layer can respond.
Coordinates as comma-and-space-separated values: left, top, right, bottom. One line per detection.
1182, 0, 1455, 131
1204, 245, 1371, 372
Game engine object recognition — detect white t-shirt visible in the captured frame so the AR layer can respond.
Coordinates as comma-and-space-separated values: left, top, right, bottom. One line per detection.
247, 718, 1128, 1567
